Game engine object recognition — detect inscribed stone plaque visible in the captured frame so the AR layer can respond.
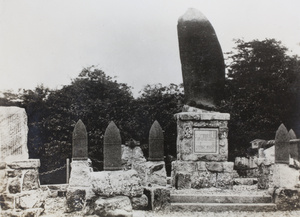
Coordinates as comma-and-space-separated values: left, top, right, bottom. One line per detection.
0, 106, 29, 162
193, 128, 218, 154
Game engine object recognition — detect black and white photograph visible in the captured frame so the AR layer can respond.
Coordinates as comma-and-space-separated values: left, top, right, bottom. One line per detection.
0, 0, 300, 216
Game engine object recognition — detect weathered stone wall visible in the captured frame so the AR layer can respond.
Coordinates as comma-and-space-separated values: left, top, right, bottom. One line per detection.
171, 161, 237, 189
0, 159, 46, 216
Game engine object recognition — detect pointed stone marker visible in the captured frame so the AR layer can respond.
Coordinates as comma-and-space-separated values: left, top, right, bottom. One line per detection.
177, 8, 225, 109
289, 129, 299, 160
289, 129, 297, 140
148, 120, 164, 161
275, 124, 289, 164
72, 119, 88, 160
104, 121, 122, 171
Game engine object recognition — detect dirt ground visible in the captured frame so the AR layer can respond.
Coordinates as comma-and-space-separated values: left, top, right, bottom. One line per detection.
132, 210, 300, 217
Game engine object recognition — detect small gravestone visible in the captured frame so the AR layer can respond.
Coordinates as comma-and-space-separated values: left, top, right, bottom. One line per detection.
275, 124, 289, 164
104, 121, 122, 171
148, 121, 164, 161
289, 129, 298, 160
177, 8, 225, 109
0, 106, 29, 162
289, 129, 297, 140
72, 120, 88, 160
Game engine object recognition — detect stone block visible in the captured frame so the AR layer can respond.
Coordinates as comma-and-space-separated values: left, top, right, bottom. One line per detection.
122, 145, 146, 169
175, 173, 191, 190
7, 159, 40, 169
65, 188, 86, 212
234, 178, 257, 185
132, 161, 167, 187
172, 161, 196, 173
233, 185, 258, 191
145, 161, 167, 186
191, 171, 217, 188
69, 160, 92, 188
144, 187, 170, 211
206, 162, 223, 172
22, 169, 40, 191
272, 164, 299, 188
175, 112, 230, 121
0, 162, 6, 169
275, 188, 300, 210
223, 162, 234, 173
93, 196, 132, 217
131, 194, 148, 210
8, 178, 21, 194
216, 173, 233, 188
0, 193, 15, 210
91, 170, 143, 197
6, 169, 22, 178
196, 161, 206, 171
0, 169, 7, 193
175, 113, 229, 162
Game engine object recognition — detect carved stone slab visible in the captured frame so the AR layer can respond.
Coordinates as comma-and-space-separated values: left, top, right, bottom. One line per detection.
0, 107, 29, 162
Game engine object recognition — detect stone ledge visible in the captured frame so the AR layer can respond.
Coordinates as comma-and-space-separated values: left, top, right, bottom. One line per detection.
175, 112, 230, 121
0, 162, 6, 169
91, 170, 143, 197
7, 159, 40, 169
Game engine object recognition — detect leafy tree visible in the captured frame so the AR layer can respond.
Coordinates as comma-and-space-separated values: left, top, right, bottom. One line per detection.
222, 39, 300, 159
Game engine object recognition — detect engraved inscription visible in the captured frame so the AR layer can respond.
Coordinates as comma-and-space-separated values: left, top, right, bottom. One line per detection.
194, 128, 218, 154
0, 107, 28, 161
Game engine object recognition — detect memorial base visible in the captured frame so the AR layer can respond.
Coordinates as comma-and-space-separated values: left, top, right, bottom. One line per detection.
171, 160, 237, 189
172, 106, 232, 189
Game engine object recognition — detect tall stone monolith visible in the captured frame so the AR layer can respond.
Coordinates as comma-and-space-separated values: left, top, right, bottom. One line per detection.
177, 8, 225, 110
148, 120, 164, 161
72, 119, 88, 160
104, 121, 122, 171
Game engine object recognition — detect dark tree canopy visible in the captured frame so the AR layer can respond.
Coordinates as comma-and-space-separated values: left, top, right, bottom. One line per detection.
222, 39, 300, 159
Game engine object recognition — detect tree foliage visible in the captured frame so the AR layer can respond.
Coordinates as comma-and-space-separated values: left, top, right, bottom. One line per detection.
222, 39, 300, 159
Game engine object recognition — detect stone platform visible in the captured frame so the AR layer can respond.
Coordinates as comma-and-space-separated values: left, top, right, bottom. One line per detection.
170, 188, 276, 212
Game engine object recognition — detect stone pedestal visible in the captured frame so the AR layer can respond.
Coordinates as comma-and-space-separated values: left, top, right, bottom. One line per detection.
69, 159, 92, 188
172, 107, 232, 189
0, 159, 46, 216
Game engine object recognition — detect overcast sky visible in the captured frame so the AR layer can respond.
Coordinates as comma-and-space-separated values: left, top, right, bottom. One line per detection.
0, 0, 300, 97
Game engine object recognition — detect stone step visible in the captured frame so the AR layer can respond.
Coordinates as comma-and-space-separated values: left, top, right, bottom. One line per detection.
232, 184, 258, 191
171, 194, 272, 203
234, 178, 258, 185
170, 203, 277, 212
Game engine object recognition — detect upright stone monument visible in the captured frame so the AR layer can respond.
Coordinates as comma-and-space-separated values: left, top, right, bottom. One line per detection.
103, 121, 122, 171
0, 106, 29, 162
69, 120, 91, 188
172, 9, 233, 189
72, 119, 88, 160
275, 124, 289, 164
148, 120, 164, 161
177, 8, 225, 110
